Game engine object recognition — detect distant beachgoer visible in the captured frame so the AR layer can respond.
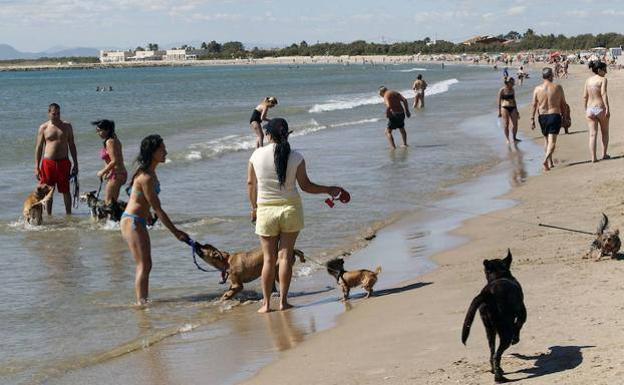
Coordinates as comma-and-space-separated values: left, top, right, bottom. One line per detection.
250, 96, 278, 148
561, 58, 570, 79
247, 118, 348, 313
503, 67, 509, 80
35, 103, 79, 215
378, 86, 411, 149
93, 119, 127, 204
441, 62, 445, 69
412, 74, 428, 109
108, 86, 113, 91
517, 66, 526, 86
96, 86, 100, 92
531, 68, 568, 171
121, 135, 189, 305
554, 61, 561, 78
583, 61, 610, 162
498, 77, 520, 143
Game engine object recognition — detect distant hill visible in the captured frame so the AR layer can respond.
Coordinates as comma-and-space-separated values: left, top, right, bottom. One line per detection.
0, 44, 99, 60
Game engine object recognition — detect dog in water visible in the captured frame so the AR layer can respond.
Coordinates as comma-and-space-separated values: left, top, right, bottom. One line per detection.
194, 243, 305, 301
587, 213, 621, 260
80, 190, 126, 222
23, 185, 54, 225
462, 249, 526, 383
326, 257, 381, 300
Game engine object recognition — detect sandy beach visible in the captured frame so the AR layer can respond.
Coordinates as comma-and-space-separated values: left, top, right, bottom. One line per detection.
241, 67, 624, 384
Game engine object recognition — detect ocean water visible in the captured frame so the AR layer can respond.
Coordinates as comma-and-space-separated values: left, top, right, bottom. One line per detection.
0, 63, 540, 384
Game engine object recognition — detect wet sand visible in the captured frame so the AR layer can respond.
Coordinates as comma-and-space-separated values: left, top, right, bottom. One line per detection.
241, 68, 624, 383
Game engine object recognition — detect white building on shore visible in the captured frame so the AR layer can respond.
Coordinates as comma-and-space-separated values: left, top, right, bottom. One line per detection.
99, 50, 132, 63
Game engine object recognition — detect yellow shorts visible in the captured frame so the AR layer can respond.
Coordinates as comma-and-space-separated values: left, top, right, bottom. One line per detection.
255, 199, 304, 237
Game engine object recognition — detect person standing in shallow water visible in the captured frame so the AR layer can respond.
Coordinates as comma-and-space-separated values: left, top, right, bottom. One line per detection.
498, 77, 520, 144
93, 119, 127, 204
583, 60, 610, 162
379, 86, 411, 149
35, 103, 79, 215
120, 135, 189, 305
250, 97, 278, 148
248, 118, 349, 313
412, 74, 428, 109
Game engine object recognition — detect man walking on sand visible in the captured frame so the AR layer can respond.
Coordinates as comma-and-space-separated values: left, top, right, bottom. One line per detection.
531, 68, 568, 171
379, 86, 411, 149
35, 103, 79, 214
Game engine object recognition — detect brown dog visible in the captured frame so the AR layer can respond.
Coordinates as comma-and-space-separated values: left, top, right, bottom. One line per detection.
587, 213, 621, 260
23, 185, 54, 225
326, 258, 381, 300
195, 243, 305, 301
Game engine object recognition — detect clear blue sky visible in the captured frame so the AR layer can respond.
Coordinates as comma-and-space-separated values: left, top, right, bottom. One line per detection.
2, 0, 623, 51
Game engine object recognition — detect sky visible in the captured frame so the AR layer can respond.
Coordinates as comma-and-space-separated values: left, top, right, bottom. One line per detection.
1, 0, 624, 52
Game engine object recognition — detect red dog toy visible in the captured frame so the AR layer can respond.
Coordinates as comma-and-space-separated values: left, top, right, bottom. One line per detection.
325, 189, 350, 208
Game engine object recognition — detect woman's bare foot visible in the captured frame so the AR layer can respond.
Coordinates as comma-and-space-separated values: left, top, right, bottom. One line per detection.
279, 302, 294, 311
542, 160, 550, 171
258, 305, 273, 313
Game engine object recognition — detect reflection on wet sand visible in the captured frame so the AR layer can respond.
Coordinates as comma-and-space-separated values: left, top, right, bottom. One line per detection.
131, 308, 172, 385
264, 310, 307, 351
508, 143, 528, 186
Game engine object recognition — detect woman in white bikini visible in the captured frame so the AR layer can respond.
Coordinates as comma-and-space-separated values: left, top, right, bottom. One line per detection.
583, 61, 610, 162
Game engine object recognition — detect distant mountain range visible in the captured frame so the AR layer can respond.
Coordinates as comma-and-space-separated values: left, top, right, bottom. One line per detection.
0, 44, 100, 60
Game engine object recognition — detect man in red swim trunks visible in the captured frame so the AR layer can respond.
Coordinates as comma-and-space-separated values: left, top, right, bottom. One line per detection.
35, 103, 79, 214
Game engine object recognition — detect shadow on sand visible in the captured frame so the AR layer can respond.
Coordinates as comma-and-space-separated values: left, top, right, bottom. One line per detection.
301, 281, 433, 307
510, 345, 594, 380
566, 155, 624, 167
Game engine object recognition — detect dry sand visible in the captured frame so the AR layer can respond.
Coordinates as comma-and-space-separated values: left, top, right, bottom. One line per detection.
241, 68, 624, 384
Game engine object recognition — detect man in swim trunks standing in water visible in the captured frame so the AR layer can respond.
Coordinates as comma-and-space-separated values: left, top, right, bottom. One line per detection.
379, 86, 411, 149
530, 68, 568, 171
35, 103, 79, 214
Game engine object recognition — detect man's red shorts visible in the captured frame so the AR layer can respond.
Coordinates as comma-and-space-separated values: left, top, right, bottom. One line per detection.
40, 158, 71, 193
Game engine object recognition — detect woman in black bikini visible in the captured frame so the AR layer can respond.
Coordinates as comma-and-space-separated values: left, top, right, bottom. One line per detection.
498, 77, 520, 144
250, 96, 278, 148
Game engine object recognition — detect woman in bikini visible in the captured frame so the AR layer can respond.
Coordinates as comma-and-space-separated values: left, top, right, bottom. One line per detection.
121, 134, 189, 305
250, 96, 278, 148
498, 77, 520, 144
584, 61, 610, 162
93, 120, 127, 205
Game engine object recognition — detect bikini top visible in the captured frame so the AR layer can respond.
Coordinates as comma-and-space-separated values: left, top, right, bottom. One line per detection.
127, 182, 161, 197
501, 92, 515, 100
100, 147, 111, 163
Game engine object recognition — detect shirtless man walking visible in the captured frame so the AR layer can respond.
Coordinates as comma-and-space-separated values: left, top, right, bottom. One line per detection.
412, 74, 428, 108
530, 68, 568, 171
379, 86, 411, 149
35, 103, 79, 214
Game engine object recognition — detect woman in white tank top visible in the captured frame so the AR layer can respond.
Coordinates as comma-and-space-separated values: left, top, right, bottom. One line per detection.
248, 118, 349, 313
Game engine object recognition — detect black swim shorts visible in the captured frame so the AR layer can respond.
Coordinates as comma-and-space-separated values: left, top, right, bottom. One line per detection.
387, 112, 405, 130
538, 113, 562, 136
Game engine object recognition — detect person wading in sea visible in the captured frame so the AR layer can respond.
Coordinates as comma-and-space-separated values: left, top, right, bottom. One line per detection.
379, 86, 411, 149
34, 103, 79, 215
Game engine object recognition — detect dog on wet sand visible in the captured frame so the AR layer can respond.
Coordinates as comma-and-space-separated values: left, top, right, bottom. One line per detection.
586, 213, 621, 260
23, 185, 54, 225
193, 242, 305, 301
462, 249, 526, 383
326, 257, 381, 300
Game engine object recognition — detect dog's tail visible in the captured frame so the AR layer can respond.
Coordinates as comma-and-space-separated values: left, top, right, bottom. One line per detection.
293, 249, 305, 263
461, 293, 485, 345
374, 266, 382, 275
33, 186, 55, 208
597, 213, 609, 235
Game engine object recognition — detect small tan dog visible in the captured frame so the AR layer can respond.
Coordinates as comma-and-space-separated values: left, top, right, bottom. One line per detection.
194, 242, 305, 300
326, 257, 381, 300
587, 213, 621, 260
22, 185, 54, 225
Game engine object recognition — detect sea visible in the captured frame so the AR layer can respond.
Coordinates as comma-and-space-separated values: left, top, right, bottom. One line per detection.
0, 62, 543, 385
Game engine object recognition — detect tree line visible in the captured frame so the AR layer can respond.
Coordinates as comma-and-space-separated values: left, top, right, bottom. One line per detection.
190, 30, 624, 59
